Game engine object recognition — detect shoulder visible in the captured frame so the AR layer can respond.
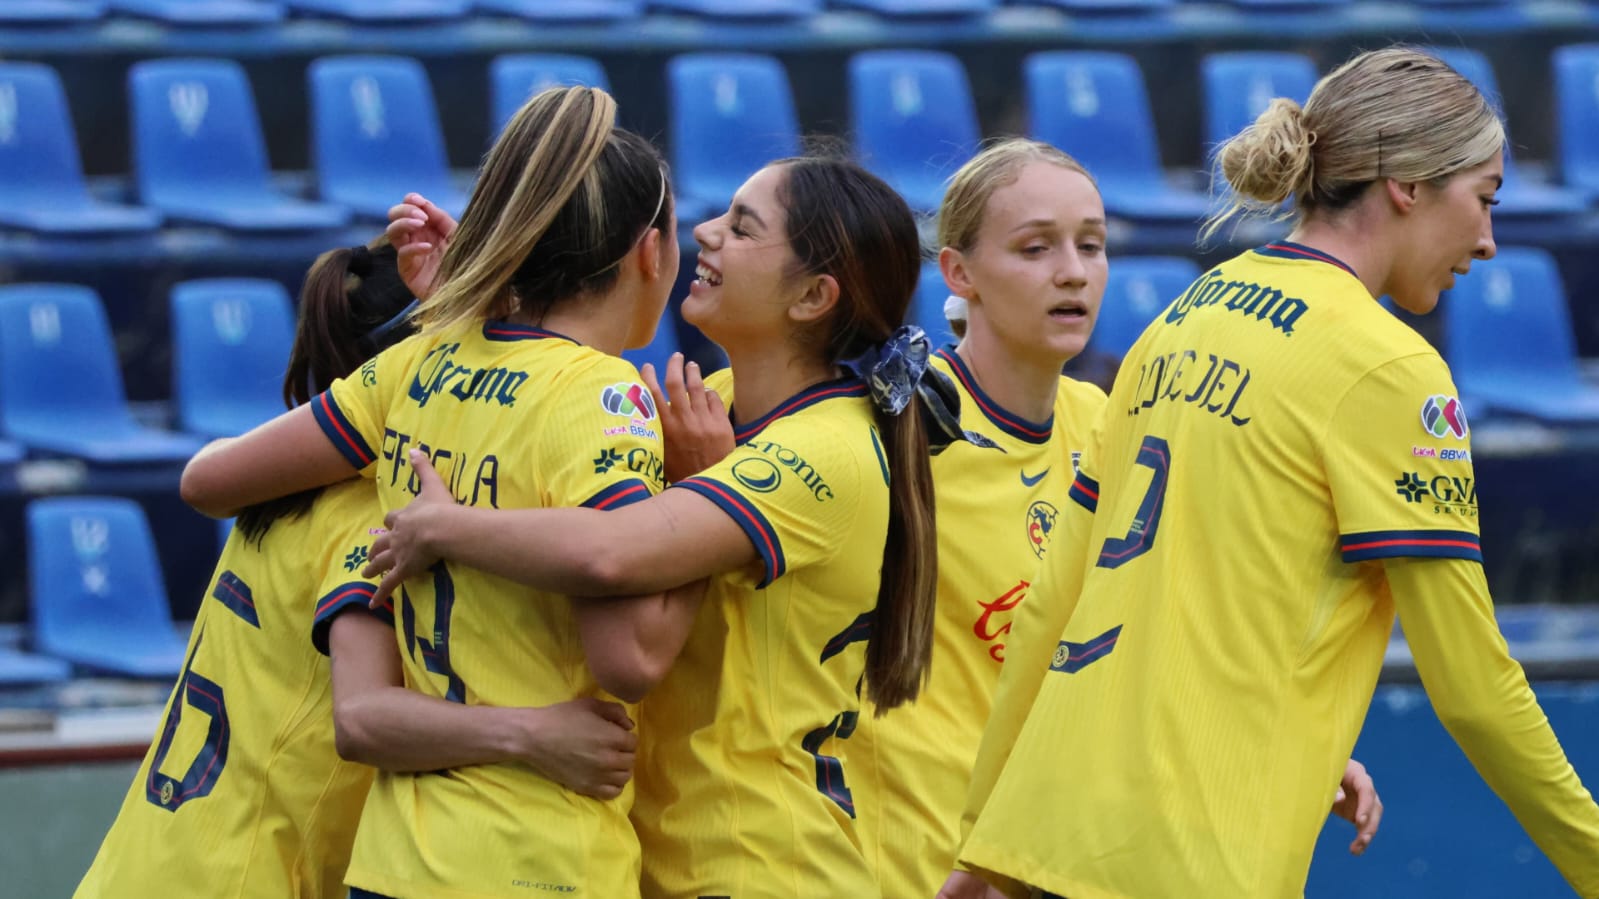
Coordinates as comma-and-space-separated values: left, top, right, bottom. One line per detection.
1054, 375, 1108, 417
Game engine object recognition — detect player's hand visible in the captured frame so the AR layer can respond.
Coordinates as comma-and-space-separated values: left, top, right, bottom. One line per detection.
386, 192, 458, 300
364, 449, 454, 607
517, 697, 637, 800
1330, 757, 1382, 856
935, 870, 1007, 899
642, 353, 734, 483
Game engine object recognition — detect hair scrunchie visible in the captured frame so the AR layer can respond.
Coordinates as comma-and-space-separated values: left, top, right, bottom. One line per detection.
841, 325, 998, 454
347, 244, 375, 278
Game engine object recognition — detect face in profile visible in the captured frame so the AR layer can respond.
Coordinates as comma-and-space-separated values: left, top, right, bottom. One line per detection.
944, 161, 1109, 365
683, 165, 802, 347
1389, 149, 1502, 315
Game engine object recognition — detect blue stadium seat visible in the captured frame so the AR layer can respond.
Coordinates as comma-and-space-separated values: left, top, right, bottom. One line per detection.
0, 63, 161, 235
171, 278, 295, 439
28, 497, 188, 679
647, 0, 819, 16
668, 53, 801, 222
0, 284, 204, 463
490, 54, 611, 135
1026, 52, 1211, 223
474, 0, 639, 19
1442, 246, 1599, 423
1553, 44, 1599, 201
1425, 46, 1587, 218
849, 50, 980, 213
0, 646, 71, 686
1093, 256, 1199, 357
1201, 52, 1318, 150
281, 0, 469, 20
1015, 0, 1172, 11
129, 58, 350, 231
309, 55, 466, 220
908, 259, 962, 345
0, 1, 106, 24
107, 0, 284, 24
831, 0, 993, 16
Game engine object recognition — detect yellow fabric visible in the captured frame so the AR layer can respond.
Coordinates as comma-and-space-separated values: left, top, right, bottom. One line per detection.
962, 246, 1499, 898
632, 370, 890, 899
318, 323, 663, 899
853, 349, 1105, 899
75, 479, 383, 899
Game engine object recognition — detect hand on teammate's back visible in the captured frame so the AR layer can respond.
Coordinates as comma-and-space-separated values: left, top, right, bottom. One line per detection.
520, 697, 638, 800
386, 192, 458, 300
364, 448, 454, 606
642, 353, 734, 483
935, 870, 1008, 899
1330, 757, 1383, 855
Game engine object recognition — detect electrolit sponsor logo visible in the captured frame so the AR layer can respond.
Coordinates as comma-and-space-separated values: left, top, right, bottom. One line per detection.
731, 457, 782, 493
1421, 395, 1469, 440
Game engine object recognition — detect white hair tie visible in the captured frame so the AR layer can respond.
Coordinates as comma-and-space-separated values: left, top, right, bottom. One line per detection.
943, 294, 968, 324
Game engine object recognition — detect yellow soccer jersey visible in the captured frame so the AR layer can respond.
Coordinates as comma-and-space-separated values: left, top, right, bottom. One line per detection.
631, 372, 890, 899
963, 242, 1489, 899
853, 348, 1105, 899
75, 478, 385, 899
312, 322, 664, 899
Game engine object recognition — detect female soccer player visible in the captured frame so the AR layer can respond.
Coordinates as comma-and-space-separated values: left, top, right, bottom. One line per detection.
953, 46, 1599, 898
359, 156, 943, 899
181, 87, 691, 898
76, 239, 636, 899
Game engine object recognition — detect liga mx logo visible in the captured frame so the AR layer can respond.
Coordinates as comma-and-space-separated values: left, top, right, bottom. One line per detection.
1421, 395, 1469, 440
600, 383, 657, 421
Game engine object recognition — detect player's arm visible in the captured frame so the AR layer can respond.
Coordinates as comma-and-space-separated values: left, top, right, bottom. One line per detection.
1389, 556, 1599, 894
181, 407, 359, 518
325, 609, 635, 798
573, 581, 709, 703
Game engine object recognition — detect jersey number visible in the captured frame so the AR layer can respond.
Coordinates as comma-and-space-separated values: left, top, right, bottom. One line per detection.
145, 628, 230, 812
401, 561, 467, 703
802, 611, 873, 818
1097, 435, 1171, 569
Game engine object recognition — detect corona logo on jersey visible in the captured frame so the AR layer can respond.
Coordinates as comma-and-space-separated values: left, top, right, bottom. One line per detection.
973, 580, 1028, 662
1163, 269, 1310, 336
1421, 394, 1469, 440
408, 343, 530, 409
1027, 501, 1058, 558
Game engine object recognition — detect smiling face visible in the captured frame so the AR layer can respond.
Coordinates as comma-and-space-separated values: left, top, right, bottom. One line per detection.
683, 165, 804, 349
942, 161, 1109, 366
1387, 150, 1502, 315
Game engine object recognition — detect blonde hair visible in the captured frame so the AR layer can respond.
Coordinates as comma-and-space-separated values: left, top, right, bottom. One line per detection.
937, 137, 1096, 253
416, 86, 672, 334
1204, 46, 1504, 240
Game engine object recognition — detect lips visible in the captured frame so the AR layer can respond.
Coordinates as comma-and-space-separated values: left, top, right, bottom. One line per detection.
1049, 300, 1088, 320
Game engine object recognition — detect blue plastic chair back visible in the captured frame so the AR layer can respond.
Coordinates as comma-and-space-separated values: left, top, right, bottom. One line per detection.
0, 284, 139, 440
647, 0, 819, 17
1201, 52, 1317, 148
1554, 44, 1599, 197
1443, 247, 1583, 389
171, 279, 295, 438
0, 62, 161, 233
1027, 52, 1162, 190
129, 58, 276, 206
849, 50, 980, 212
282, 0, 469, 21
1093, 256, 1201, 357
0, 1, 107, 24
107, 0, 285, 24
668, 53, 801, 219
473, 0, 639, 21
310, 55, 461, 218
28, 497, 185, 678
490, 54, 611, 135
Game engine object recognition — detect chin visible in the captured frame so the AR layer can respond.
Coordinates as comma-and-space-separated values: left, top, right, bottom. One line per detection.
1393, 291, 1440, 316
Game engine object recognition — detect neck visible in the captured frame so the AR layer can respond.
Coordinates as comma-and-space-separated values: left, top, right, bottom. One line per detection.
513, 289, 636, 357
1287, 217, 1391, 302
723, 343, 839, 427
954, 326, 1062, 424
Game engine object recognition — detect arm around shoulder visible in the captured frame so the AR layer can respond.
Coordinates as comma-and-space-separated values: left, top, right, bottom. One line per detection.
181, 406, 358, 518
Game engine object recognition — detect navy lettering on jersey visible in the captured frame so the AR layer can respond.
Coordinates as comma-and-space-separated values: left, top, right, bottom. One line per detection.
407, 343, 530, 409
1126, 348, 1253, 427
745, 439, 834, 501
1163, 270, 1309, 337
380, 428, 500, 508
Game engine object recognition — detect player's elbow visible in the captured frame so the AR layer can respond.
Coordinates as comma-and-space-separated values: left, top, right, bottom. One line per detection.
588, 645, 669, 704
571, 549, 638, 597
331, 694, 383, 765
180, 450, 238, 519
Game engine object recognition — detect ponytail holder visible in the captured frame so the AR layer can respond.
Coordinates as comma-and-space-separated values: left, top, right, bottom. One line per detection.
842, 325, 932, 417
347, 244, 375, 278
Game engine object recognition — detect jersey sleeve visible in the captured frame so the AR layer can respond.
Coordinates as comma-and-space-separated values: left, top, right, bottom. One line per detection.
310, 488, 395, 656
1324, 353, 1483, 564
539, 356, 666, 511
312, 340, 410, 475
671, 416, 866, 588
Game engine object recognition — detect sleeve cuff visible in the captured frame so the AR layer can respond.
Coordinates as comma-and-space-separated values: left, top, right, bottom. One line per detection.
581, 478, 654, 511
310, 390, 377, 470
311, 581, 391, 656
673, 476, 786, 587
1340, 529, 1483, 563
1068, 473, 1100, 513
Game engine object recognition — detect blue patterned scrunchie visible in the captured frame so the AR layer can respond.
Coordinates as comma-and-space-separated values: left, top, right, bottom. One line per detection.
841, 326, 996, 454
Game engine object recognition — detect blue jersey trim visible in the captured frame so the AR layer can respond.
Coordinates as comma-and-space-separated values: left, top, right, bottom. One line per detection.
481, 320, 579, 343
820, 611, 874, 663
582, 478, 653, 511
935, 347, 1053, 444
311, 581, 383, 656
1340, 529, 1482, 563
311, 390, 377, 469
673, 476, 786, 587
210, 570, 259, 628
1068, 473, 1100, 513
1253, 241, 1358, 279
732, 377, 869, 443
1049, 625, 1124, 674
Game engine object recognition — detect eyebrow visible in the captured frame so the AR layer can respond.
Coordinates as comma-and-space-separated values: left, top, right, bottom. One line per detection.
732, 202, 767, 231
1009, 216, 1108, 233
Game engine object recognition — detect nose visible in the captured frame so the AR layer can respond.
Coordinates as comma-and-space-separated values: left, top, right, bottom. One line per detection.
1055, 246, 1089, 287
1474, 216, 1496, 261
691, 217, 719, 251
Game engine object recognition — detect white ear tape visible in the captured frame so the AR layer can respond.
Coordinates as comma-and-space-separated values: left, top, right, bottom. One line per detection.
943, 294, 969, 324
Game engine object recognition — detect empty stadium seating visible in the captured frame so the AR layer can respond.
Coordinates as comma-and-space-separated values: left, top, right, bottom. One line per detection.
490, 53, 611, 135
849, 50, 980, 213
667, 53, 801, 222
170, 278, 296, 439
